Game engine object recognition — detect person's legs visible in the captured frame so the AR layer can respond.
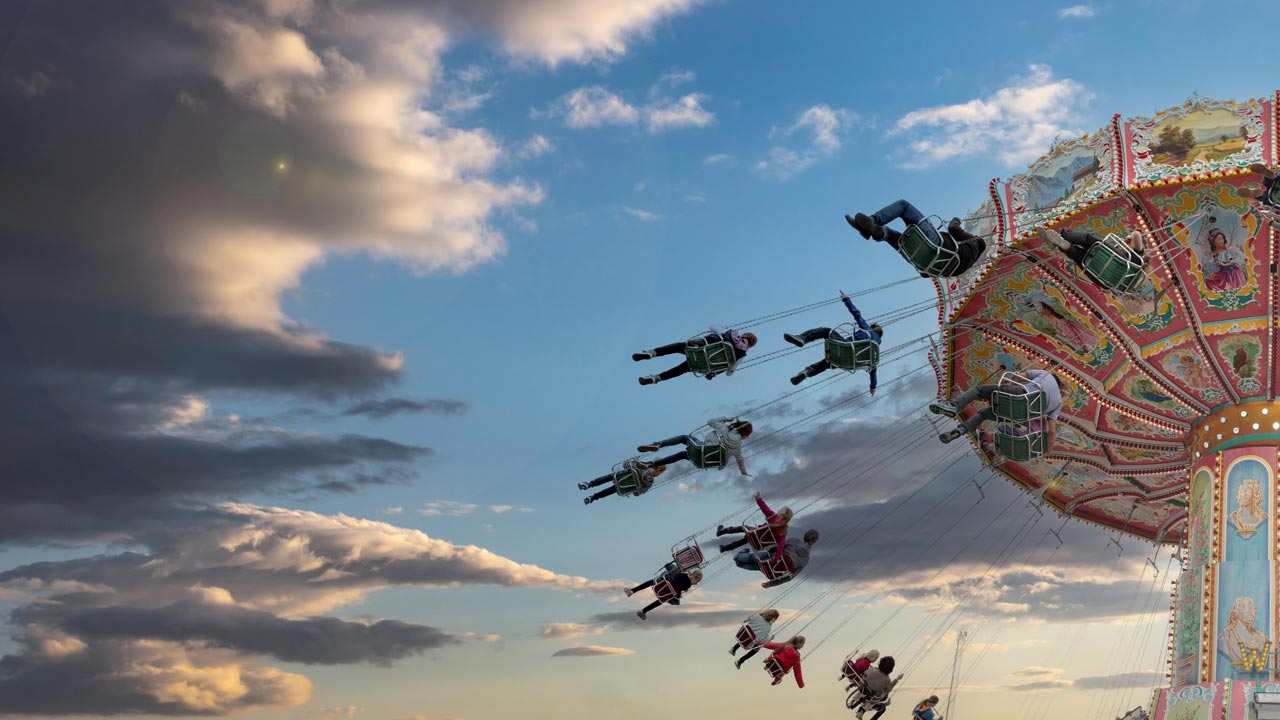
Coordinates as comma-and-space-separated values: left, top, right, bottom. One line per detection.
583, 473, 614, 489
879, 225, 903, 250
962, 406, 996, 433
652, 450, 689, 466
652, 341, 688, 357
588, 486, 618, 502
736, 646, 762, 667
641, 599, 662, 614
869, 703, 889, 720
720, 537, 749, 553
1062, 230, 1100, 249
804, 359, 832, 376
630, 579, 656, 593
871, 198, 925, 227
717, 524, 746, 536
786, 327, 831, 345
655, 435, 691, 449
953, 384, 998, 412
734, 550, 768, 571
656, 361, 692, 382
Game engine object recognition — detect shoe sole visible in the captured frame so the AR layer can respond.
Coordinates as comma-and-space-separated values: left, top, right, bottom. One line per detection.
928, 403, 957, 418
783, 334, 804, 348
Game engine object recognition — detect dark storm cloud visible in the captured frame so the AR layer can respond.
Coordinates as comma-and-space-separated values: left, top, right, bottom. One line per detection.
343, 397, 469, 419
17, 601, 460, 666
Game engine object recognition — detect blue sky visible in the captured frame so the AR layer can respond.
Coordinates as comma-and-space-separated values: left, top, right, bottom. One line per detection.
0, 1, 1275, 719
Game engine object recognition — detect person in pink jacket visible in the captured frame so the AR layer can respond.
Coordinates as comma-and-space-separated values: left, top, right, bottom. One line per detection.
763, 635, 806, 688
716, 492, 791, 559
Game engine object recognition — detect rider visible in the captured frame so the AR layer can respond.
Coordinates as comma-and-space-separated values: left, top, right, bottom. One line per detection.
579, 462, 667, 505
717, 492, 791, 558
847, 199, 987, 277
634, 329, 758, 385
930, 367, 1063, 453
625, 562, 703, 620
784, 291, 881, 393
1241, 163, 1279, 219
735, 529, 819, 588
762, 635, 806, 688
842, 649, 880, 691
638, 416, 752, 476
1037, 226, 1146, 286
856, 656, 903, 720
731, 609, 781, 669
913, 696, 943, 720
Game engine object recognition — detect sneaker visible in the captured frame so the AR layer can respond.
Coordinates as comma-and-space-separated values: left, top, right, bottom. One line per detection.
1038, 226, 1069, 251
856, 709, 866, 720
578, 482, 590, 491
929, 401, 958, 418
583, 497, 593, 505
735, 659, 745, 669
637, 443, 660, 453
716, 524, 727, 536
638, 375, 658, 386
624, 588, 634, 597
636, 610, 647, 620
632, 350, 655, 361
783, 332, 805, 348
939, 428, 963, 444
771, 677, 782, 686
730, 645, 738, 656
851, 212, 883, 240
790, 372, 807, 386
949, 216, 963, 230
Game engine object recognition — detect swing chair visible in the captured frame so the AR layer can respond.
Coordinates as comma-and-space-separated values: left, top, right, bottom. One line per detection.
824, 323, 881, 372
764, 655, 788, 684
683, 331, 739, 377
743, 522, 780, 552
609, 458, 653, 498
684, 426, 730, 470
1079, 232, 1145, 294
670, 537, 705, 573
898, 222, 963, 278
759, 553, 796, 588
1254, 182, 1280, 223
840, 653, 867, 685
990, 371, 1048, 462
652, 576, 680, 604
735, 618, 770, 652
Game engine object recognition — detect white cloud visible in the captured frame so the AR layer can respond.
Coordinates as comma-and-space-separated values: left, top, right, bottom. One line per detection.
650, 69, 695, 95
622, 206, 662, 221
419, 500, 481, 517
541, 622, 608, 639
889, 64, 1092, 168
647, 93, 713, 132
551, 645, 635, 657
489, 504, 533, 514
516, 134, 555, 159
550, 86, 641, 128
383, 506, 403, 515
757, 104, 857, 179
702, 153, 734, 166
1058, 4, 1095, 18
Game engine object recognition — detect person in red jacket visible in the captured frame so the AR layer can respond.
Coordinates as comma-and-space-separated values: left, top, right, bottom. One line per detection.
763, 635, 806, 688
717, 492, 791, 558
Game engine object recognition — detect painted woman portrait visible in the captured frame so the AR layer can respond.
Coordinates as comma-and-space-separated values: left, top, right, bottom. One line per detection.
1218, 596, 1269, 666
1016, 295, 1100, 351
1228, 477, 1265, 539
1202, 228, 1247, 292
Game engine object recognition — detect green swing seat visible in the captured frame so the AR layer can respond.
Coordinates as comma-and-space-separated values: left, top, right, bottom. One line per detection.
684, 334, 739, 377
1080, 233, 1145, 294
990, 371, 1049, 462
824, 324, 880, 371
899, 224, 962, 277
611, 459, 651, 497
686, 439, 728, 469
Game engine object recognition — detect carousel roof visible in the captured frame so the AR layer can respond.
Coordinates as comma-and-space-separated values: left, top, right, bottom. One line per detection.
935, 93, 1280, 543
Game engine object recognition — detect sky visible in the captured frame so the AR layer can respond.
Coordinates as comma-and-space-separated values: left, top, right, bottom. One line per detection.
0, 1, 1274, 719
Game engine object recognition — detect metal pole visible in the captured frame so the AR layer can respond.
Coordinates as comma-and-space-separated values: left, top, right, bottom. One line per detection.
947, 629, 967, 720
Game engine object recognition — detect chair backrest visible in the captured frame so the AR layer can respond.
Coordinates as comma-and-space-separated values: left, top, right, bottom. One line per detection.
686, 439, 729, 469
761, 553, 796, 581
899, 224, 961, 277
612, 460, 649, 497
736, 621, 761, 649
995, 431, 1047, 462
764, 656, 787, 679
991, 372, 1047, 422
1081, 233, 1144, 292
653, 577, 679, 603
683, 336, 738, 376
1268, 180, 1280, 206
672, 541, 705, 572
824, 324, 880, 371
745, 523, 779, 551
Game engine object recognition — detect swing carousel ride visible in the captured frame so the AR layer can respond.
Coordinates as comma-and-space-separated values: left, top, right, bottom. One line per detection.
934, 92, 1280, 719
606, 92, 1280, 720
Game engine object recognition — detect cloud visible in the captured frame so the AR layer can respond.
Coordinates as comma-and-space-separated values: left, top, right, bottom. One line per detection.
515, 134, 555, 159
703, 153, 734, 166
549, 86, 641, 127
384, 506, 404, 515
1058, 5, 1095, 18
757, 104, 857, 178
1009, 679, 1074, 692
646, 93, 713, 132
1011, 666, 1064, 678
889, 64, 1092, 168
1073, 671, 1163, 689
488, 505, 534, 514
306, 708, 363, 720
548, 72, 713, 133
542, 623, 608, 639
420, 500, 482, 517
343, 398, 469, 419
622, 206, 663, 222
551, 645, 635, 658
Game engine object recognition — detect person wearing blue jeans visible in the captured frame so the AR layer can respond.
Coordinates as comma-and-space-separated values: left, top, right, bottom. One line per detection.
846, 199, 986, 277
784, 291, 881, 392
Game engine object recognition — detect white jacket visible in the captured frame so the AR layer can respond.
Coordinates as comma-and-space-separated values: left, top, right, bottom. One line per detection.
707, 416, 749, 476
